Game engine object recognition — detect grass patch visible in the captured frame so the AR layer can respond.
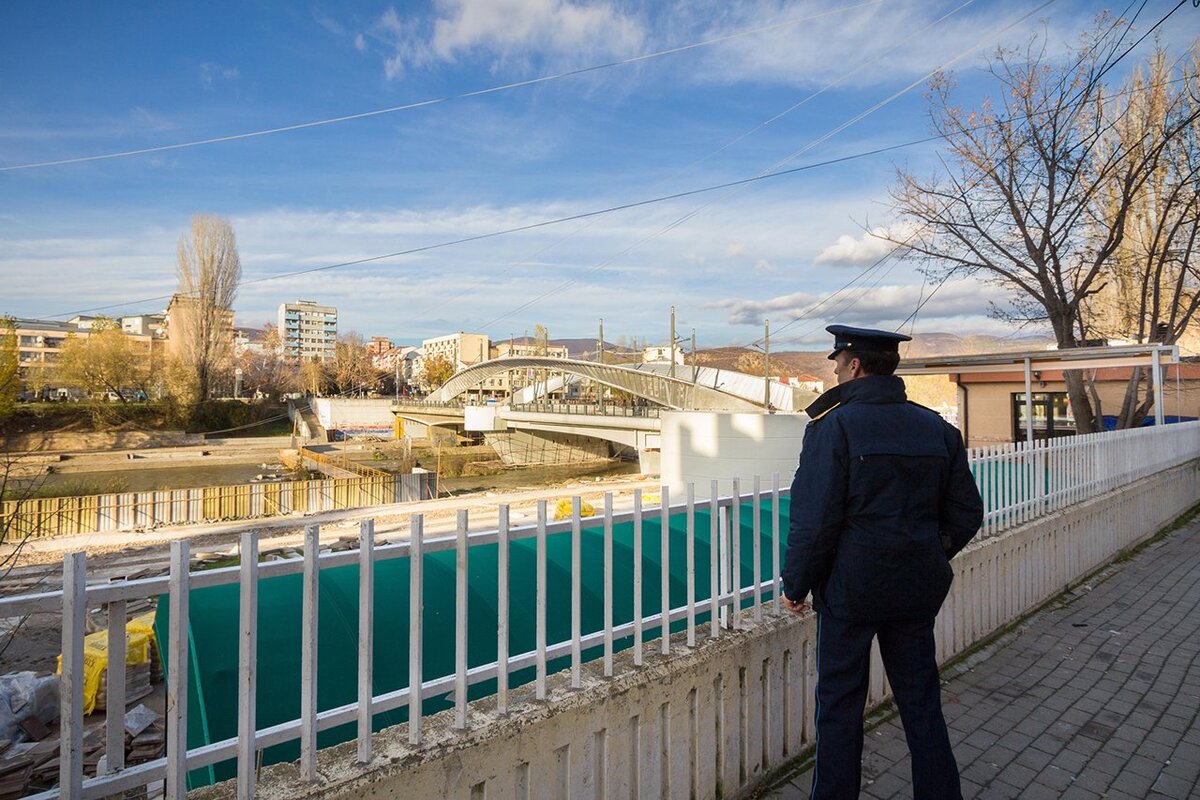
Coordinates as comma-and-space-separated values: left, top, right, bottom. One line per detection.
2, 477, 129, 501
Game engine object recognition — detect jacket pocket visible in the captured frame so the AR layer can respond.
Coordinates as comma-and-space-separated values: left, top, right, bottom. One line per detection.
829, 538, 952, 621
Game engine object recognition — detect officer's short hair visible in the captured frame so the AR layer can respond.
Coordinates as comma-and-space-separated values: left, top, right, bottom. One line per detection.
842, 348, 900, 376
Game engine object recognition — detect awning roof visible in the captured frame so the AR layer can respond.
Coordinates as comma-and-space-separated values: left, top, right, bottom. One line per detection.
896, 344, 1179, 376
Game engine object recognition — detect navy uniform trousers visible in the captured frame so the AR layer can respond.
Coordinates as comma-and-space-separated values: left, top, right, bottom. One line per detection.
811, 612, 962, 800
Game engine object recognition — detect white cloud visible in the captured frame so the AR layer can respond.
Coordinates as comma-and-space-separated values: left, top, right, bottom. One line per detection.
815, 224, 915, 267
0, 189, 958, 343
370, 0, 646, 80
675, 0, 1089, 88
713, 278, 1020, 339
199, 62, 239, 88
354, 33, 367, 52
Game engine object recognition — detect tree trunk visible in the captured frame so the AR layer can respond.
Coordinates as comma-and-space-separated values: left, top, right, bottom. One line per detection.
1063, 370, 1100, 435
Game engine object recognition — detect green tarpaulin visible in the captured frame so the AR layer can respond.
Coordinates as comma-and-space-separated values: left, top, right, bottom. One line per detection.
156, 498, 789, 788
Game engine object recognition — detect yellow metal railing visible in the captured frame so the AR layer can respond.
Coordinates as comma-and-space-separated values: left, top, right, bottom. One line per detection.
0, 472, 403, 540
298, 447, 391, 479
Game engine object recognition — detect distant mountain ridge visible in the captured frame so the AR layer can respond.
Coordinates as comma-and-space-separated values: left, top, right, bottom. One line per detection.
693, 332, 1055, 387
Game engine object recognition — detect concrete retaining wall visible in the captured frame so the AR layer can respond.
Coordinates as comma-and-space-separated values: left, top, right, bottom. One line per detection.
197, 459, 1200, 800
313, 398, 396, 430
6, 430, 203, 453
659, 411, 808, 498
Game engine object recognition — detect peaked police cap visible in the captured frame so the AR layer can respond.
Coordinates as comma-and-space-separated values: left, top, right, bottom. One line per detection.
826, 324, 911, 360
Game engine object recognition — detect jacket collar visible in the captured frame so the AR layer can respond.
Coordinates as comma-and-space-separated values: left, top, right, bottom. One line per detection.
804, 375, 906, 418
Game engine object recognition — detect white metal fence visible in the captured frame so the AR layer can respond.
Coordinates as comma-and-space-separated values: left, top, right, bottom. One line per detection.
2, 420, 1198, 799
969, 421, 1200, 538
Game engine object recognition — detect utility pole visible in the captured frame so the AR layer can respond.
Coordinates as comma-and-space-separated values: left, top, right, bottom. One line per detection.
669, 306, 676, 381
691, 328, 697, 383
764, 319, 771, 411
598, 318, 605, 412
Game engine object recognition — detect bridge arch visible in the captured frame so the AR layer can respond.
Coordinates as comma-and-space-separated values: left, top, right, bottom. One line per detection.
426, 357, 765, 411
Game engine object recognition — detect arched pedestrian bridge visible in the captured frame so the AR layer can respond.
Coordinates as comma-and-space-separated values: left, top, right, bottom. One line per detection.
427, 356, 807, 412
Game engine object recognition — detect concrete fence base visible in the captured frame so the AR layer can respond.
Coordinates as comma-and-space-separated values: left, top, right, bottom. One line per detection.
196, 459, 1200, 800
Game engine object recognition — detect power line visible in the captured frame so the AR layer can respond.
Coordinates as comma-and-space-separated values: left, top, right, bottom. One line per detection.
1, 0, 885, 173
46, 12, 1190, 325
40, 137, 950, 319
416, 0, 979, 323
474, 0, 1061, 331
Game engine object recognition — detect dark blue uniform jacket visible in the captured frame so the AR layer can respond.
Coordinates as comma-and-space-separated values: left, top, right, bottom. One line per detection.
782, 375, 984, 622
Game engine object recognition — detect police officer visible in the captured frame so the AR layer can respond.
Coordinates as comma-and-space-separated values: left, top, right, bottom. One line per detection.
781, 324, 983, 800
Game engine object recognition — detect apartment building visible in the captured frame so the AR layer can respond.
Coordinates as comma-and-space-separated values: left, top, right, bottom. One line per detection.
165, 294, 236, 361
642, 344, 686, 365
121, 314, 168, 338
483, 337, 571, 399
8, 317, 156, 397
278, 300, 337, 361
373, 345, 421, 383
421, 332, 490, 370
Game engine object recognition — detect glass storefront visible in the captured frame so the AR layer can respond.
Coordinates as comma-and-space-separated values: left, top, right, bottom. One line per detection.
1011, 391, 1076, 440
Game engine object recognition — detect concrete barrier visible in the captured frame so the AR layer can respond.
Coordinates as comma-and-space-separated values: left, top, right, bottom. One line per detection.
195, 459, 1200, 800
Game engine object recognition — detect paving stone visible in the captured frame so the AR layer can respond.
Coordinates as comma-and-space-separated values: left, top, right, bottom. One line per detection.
1014, 782, 1062, 800
994, 761, 1038, 788
1068, 768, 1112, 794
761, 516, 1200, 800
1151, 772, 1197, 799
1124, 754, 1166, 780
1108, 768, 1157, 796
1036, 764, 1076, 792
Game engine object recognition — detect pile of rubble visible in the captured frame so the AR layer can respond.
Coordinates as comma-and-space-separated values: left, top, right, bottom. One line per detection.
0, 701, 166, 799
190, 534, 396, 570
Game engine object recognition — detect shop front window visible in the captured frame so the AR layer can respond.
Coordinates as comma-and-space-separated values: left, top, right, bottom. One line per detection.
1011, 392, 1075, 441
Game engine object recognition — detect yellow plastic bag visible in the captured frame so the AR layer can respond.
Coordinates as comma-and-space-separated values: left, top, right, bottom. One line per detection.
127, 611, 159, 654
57, 626, 151, 715
554, 498, 596, 520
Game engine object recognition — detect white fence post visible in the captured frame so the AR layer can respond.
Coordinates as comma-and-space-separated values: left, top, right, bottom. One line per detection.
357, 519, 374, 763
60, 552, 86, 800
237, 532, 258, 799
166, 541, 190, 800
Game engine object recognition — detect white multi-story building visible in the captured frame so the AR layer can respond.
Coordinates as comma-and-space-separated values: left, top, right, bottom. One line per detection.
278, 300, 337, 361
421, 332, 490, 370
643, 344, 686, 365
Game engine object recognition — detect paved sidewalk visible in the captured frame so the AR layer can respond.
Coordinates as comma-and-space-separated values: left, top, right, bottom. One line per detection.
766, 517, 1200, 799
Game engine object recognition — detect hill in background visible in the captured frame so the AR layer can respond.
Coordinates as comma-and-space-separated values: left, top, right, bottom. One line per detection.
698, 332, 1053, 409
548, 332, 1053, 409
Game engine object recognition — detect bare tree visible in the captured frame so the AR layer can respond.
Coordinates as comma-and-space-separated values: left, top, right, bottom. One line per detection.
329, 332, 380, 396
238, 323, 300, 401
1087, 46, 1200, 427
175, 214, 241, 401
889, 23, 1199, 432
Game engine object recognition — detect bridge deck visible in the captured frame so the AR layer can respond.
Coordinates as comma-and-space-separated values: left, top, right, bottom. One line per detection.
767, 514, 1200, 800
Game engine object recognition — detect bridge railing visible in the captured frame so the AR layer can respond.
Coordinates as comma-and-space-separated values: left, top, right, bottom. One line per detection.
390, 398, 464, 409
5, 420, 1200, 799
507, 401, 662, 418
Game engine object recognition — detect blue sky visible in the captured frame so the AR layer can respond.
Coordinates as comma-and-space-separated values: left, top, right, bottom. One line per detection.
1, 1, 1189, 348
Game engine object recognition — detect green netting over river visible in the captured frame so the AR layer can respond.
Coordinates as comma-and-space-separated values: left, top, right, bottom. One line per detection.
155, 497, 790, 788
